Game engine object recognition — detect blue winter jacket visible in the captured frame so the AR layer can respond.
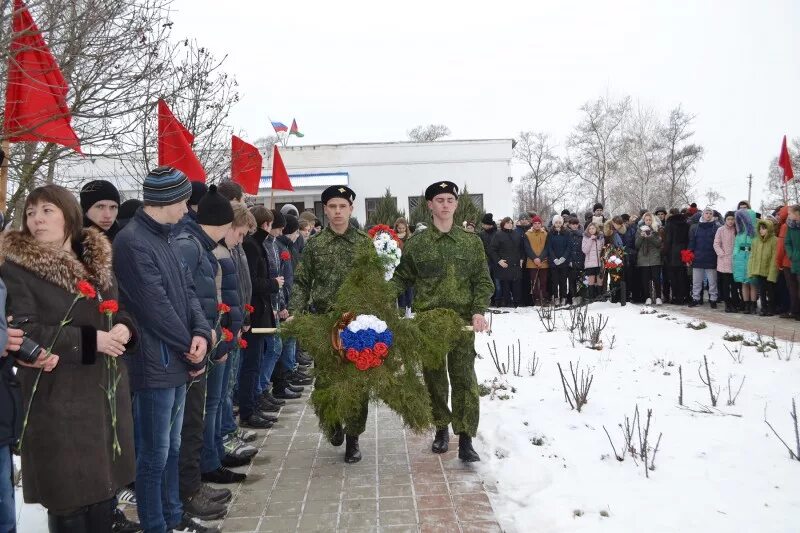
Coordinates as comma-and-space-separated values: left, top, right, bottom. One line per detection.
547, 228, 571, 269
175, 218, 220, 332
113, 208, 211, 390
568, 229, 585, 268
689, 220, 720, 269
213, 244, 243, 357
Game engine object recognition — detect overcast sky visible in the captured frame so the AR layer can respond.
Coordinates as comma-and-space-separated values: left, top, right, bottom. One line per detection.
170, 0, 799, 209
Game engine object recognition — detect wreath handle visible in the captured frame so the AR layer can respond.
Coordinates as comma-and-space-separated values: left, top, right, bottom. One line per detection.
331, 312, 356, 361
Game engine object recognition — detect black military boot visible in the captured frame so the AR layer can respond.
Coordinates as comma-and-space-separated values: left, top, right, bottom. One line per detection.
345, 435, 362, 463
431, 426, 450, 454
457, 433, 480, 462
48, 509, 89, 533
330, 423, 345, 447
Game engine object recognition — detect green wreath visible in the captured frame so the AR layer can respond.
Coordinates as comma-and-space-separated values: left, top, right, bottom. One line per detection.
283, 244, 464, 436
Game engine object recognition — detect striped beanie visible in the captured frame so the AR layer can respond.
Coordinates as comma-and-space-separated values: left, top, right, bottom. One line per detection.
142, 166, 192, 206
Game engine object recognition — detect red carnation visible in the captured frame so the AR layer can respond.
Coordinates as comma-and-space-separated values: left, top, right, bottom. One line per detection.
369, 355, 382, 368
98, 300, 119, 315
221, 328, 234, 342
346, 348, 359, 362
680, 249, 695, 264
76, 280, 96, 299
360, 348, 374, 360
238, 338, 248, 349
280, 250, 291, 261
244, 304, 255, 314
373, 342, 388, 358
217, 303, 231, 314
355, 357, 371, 371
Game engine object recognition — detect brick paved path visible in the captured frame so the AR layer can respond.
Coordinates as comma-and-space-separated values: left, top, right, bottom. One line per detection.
207, 399, 502, 532
668, 304, 799, 341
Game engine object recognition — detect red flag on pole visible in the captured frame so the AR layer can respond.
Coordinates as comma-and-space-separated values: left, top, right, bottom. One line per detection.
271, 145, 294, 191
778, 135, 794, 183
157, 99, 206, 182
231, 136, 262, 195
4, 0, 81, 153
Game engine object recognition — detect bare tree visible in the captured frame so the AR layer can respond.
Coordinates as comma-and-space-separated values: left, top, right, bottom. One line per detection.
407, 124, 451, 142
614, 104, 666, 213
704, 188, 725, 209
761, 140, 800, 211
513, 131, 567, 214
565, 95, 630, 209
659, 106, 704, 208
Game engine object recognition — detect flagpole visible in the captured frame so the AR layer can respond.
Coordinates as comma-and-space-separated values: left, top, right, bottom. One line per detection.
0, 140, 9, 213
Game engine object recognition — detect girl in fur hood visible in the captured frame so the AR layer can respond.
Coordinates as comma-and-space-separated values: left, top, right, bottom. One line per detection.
734, 208, 757, 313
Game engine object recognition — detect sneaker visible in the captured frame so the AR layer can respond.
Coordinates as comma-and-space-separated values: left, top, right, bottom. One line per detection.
201, 467, 247, 484
240, 415, 273, 429
655, 298, 662, 305
224, 436, 258, 459
182, 488, 227, 520
112, 508, 141, 533
286, 384, 304, 393
273, 387, 301, 400
289, 372, 313, 386
221, 453, 251, 468
235, 428, 258, 443
199, 483, 232, 505
645, 298, 652, 305
172, 516, 221, 533
117, 487, 137, 506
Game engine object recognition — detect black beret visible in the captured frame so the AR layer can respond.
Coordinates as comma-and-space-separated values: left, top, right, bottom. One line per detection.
321, 185, 356, 205
425, 181, 459, 201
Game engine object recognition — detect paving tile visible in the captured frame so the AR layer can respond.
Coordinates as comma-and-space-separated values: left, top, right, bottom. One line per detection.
416, 494, 454, 510
420, 523, 461, 533
221, 516, 261, 531
302, 499, 342, 514
343, 485, 376, 500
379, 484, 413, 498
338, 511, 379, 529
448, 480, 485, 494
379, 508, 418, 526
455, 500, 495, 523
378, 473, 413, 486
226, 499, 267, 518
342, 497, 378, 513
264, 499, 304, 516
460, 521, 504, 532
378, 496, 415, 512
418, 507, 459, 526
258, 516, 301, 532
412, 472, 447, 484
381, 526, 419, 533
297, 512, 339, 532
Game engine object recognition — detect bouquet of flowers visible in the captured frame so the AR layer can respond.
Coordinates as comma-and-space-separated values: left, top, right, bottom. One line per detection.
368, 224, 402, 280
338, 314, 394, 370
603, 246, 625, 283
680, 249, 695, 265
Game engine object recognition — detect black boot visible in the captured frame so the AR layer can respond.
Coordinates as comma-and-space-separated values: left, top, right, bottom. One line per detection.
345, 435, 362, 463
85, 499, 115, 533
48, 508, 89, 533
431, 426, 450, 454
457, 433, 480, 462
330, 423, 344, 447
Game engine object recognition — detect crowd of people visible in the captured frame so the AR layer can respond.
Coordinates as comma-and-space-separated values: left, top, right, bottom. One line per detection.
0, 169, 322, 533
470, 201, 800, 318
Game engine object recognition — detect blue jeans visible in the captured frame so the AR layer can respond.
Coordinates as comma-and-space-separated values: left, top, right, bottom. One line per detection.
220, 348, 239, 438
0, 445, 13, 533
258, 334, 282, 396
200, 361, 226, 473
279, 337, 297, 372
133, 385, 186, 533
238, 333, 264, 420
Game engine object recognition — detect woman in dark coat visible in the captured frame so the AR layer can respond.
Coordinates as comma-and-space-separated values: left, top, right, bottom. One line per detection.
664, 210, 691, 305
489, 217, 523, 307
0, 185, 137, 532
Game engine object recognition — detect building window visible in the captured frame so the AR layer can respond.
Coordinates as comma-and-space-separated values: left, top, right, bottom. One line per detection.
468, 193, 484, 209
365, 196, 397, 222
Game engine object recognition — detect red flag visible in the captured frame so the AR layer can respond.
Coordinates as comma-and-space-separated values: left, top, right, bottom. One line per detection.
271, 145, 294, 191
231, 136, 262, 195
157, 99, 206, 182
779, 135, 794, 183
4, 0, 81, 152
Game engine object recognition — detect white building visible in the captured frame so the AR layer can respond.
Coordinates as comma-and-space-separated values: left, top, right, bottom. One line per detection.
65, 138, 515, 224
260, 139, 515, 224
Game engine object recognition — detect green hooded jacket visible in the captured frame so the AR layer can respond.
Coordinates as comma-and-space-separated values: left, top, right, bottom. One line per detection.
747, 219, 779, 283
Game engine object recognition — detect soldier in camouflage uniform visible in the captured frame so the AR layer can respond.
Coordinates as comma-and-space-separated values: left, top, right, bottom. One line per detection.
289, 185, 374, 463
391, 181, 493, 462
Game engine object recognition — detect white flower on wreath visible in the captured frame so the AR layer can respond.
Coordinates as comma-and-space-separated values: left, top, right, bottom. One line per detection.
347, 314, 388, 333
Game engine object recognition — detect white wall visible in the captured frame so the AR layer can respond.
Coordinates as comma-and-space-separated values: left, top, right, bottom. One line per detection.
263, 139, 515, 223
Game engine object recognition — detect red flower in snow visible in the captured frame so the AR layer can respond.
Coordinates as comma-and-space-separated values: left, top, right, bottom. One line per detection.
221, 328, 234, 342
280, 250, 291, 261
76, 280, 96, 299
98, 300, 119, 315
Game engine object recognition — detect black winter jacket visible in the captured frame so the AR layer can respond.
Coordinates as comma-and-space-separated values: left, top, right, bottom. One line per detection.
242, 235, 280, 329
488, 229, 523, 281
175, 219, 220, 333
664, 214, 690, 267
213, 244, 243, 357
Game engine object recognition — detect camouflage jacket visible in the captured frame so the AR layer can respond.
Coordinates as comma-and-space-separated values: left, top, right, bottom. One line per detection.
391, 224, 494, 319
289, 225, 373, 314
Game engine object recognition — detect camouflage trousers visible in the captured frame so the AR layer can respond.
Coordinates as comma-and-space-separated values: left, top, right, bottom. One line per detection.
422, 331, 479, 437
314, 376, 370, 438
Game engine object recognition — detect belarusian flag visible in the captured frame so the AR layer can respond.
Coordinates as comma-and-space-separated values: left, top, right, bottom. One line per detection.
289, 118, 304, 138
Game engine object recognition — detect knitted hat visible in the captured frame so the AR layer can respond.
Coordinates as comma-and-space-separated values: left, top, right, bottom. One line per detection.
560, 209, 571, 217
143, 166, 192, 206
80, 180, 120, 212
271, 209, 286, 229
280, 204, 300, 217
118, 199, 143, 221
188, 182, 208, 207
654, 206, 667, 215
196, 185, 234, 226
481, 213, 494, 225
552, 214, 564, 225
531, 215, 543, 224
282, 214, 299, 235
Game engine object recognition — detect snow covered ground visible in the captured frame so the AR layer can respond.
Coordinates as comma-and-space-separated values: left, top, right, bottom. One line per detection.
475, 303, 800, 533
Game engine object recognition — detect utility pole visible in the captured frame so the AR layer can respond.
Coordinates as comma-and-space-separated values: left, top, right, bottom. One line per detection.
747, 173, 753, 205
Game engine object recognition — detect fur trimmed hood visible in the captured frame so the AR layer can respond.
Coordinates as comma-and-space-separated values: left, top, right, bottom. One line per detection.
0, 227, 113, 293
